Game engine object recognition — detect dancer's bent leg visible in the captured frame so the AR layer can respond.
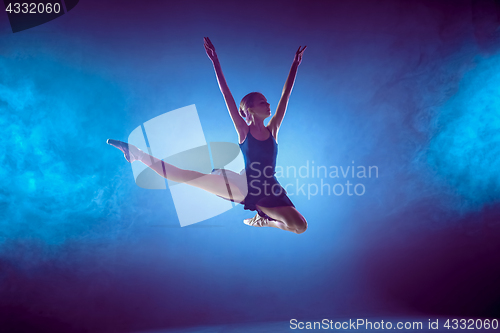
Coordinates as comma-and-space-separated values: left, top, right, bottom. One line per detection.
255, 205, 308, 234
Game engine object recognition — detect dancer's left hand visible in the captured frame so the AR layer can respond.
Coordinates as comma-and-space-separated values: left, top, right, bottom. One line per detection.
293, 46, 307, 65
204, 37, 219, 63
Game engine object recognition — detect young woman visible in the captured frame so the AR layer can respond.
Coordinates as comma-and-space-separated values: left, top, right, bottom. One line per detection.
108, 37, 307, 234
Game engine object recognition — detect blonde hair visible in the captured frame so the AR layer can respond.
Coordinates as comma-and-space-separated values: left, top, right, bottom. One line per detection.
239, 92, 264, 123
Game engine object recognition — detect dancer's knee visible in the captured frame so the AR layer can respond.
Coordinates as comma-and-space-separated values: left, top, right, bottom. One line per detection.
258, 206, 308, 234
294, 219, 308, 234
288, 215, 307, 234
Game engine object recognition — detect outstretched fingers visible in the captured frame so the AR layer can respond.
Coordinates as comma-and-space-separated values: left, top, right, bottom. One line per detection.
204, 37, 215, 50
293, 45, 307, 64
296, 45, 307, 54
204, 37, 219, 61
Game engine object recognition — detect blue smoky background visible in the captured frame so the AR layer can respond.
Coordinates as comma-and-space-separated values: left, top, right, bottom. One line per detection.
1, 0, 499, 332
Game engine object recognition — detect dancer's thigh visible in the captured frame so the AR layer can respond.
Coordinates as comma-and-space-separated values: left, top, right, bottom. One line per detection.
185, 173, 246, 203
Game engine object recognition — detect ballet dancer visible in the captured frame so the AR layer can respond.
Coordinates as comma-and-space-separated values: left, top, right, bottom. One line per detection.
107, 37, 308, 234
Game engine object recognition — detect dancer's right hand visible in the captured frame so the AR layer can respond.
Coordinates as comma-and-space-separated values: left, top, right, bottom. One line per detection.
204, 37, 218, 63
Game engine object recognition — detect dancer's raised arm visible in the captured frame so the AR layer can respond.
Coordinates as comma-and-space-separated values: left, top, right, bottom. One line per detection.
204, 37, 247, 139
268, 46, 307, 134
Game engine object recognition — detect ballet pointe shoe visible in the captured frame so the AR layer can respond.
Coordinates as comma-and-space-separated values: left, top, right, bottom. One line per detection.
243, 213, 270, 227
107, 139, 144, 162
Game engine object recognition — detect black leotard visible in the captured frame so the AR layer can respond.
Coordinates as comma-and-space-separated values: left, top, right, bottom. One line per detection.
238, 128, 295, 212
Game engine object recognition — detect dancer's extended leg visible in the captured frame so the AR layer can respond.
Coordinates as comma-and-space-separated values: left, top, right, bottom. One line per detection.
107, 140, 245, 203
254, 205, 308, 234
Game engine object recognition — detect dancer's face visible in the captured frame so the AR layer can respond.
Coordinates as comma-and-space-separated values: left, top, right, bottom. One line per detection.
249, 95, 271, 120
